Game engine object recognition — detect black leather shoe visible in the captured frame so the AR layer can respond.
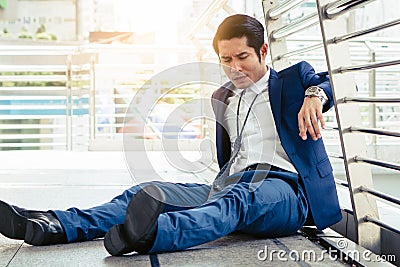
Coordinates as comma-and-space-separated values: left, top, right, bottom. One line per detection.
104, 185, 165, 256
0, 200, 28, 240
24, 212, 67, 246
0, 200, 67, 246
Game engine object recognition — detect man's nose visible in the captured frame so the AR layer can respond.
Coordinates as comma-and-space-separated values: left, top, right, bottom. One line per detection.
230, 60, 242, 72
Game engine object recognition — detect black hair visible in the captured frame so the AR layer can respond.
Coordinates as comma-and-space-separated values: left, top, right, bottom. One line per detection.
212, 14, 265, 62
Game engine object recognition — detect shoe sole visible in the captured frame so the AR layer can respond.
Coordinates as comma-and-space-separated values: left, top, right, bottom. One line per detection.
24, 219, 46, 246
104, 224, 131, 255
104, 185, 165, 256
0, 200, 27, 240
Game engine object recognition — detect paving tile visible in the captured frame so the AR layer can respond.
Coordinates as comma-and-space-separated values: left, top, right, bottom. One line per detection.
0, 236, 23, 267
152, 232, 352, 266
7, 240, 150, 267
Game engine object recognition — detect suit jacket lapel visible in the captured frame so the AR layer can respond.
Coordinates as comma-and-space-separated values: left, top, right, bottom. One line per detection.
213, 83, 235, 167
214, 83, 234, 122
268, 69, 283, 134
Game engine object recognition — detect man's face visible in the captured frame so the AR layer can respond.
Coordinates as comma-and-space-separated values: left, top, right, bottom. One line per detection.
217, 36, 268, 89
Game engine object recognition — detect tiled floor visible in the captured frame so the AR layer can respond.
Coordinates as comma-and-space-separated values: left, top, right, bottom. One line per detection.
0, 151, 348, 266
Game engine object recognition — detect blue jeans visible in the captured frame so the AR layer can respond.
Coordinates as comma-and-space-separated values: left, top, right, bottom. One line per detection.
52, 170, 308, 252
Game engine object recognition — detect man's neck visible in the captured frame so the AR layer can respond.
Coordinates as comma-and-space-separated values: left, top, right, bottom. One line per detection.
249, 67, 270, 94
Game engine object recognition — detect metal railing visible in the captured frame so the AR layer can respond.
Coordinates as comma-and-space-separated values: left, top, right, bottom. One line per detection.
262, 0, 399, 261
0, 43, 206, 151
0, 47, 94, 150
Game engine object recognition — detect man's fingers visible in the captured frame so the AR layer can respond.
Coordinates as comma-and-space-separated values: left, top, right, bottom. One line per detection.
311, 114, 321, 140
303, 111, 321, 141
317, 111, 326, 129
298, 98, 325, 141
298, 113, 307, 140
306, 117, 317, 140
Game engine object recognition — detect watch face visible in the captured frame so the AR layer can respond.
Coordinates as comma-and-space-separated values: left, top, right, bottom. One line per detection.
308, 87, 319, 94
306, 86, 319, 96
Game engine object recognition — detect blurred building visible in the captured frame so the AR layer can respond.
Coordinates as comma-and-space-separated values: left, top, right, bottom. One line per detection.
0, 0, 258, 44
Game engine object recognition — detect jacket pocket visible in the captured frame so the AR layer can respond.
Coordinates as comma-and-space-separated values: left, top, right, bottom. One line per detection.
316, 157, 333, 178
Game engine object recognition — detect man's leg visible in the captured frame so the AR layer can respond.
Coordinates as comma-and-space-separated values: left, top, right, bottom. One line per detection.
149, 173, 308, 253
52, 181, 210, 243
104, 184, 166, 255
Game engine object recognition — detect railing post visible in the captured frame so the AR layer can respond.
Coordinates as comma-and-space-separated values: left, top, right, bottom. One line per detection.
316, 0, 381, 254
66, 55, 73, 151
89, 54, 96, 142
365, 41, 377, 153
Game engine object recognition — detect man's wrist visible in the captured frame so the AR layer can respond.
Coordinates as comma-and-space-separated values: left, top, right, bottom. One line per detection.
305, 86, 328, 105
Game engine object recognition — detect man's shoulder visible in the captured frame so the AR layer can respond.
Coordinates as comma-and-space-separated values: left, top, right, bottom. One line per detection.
212, 81, 234, 100
277, 61, 313, 77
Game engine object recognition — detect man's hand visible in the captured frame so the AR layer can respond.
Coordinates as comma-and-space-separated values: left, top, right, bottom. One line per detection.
298, 96, 325, 141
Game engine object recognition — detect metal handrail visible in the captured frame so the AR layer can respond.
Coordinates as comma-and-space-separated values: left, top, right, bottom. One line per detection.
328, 152, 344, 159
335, 179, 349, 187
354, 155, 400, 172
337, 96, 400, 104
332, 59, 400, 74
274, 43, 324, 60
347, 126, 400, 138
323, 0, 377, 20
364, 215, 400, 235
359, 186, 400, 206
267, 0, 305, 20
328, 18, 400, 44
324, 126, 400, 137
271, 12, 319, 40
273, 36, 400, 61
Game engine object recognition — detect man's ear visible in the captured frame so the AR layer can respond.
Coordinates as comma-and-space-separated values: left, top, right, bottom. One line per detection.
260, 43, 269, 58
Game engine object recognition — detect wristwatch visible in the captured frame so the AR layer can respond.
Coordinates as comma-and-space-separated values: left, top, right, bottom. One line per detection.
305, 86, 328, 105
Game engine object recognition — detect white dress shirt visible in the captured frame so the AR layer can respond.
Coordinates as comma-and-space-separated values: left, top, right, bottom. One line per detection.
223, 68, 297, 174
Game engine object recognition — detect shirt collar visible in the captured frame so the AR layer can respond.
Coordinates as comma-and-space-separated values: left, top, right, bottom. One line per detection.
250, 67, 270, 94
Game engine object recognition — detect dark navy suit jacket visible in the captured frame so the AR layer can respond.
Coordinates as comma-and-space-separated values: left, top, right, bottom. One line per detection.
211, 61, 342, 230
